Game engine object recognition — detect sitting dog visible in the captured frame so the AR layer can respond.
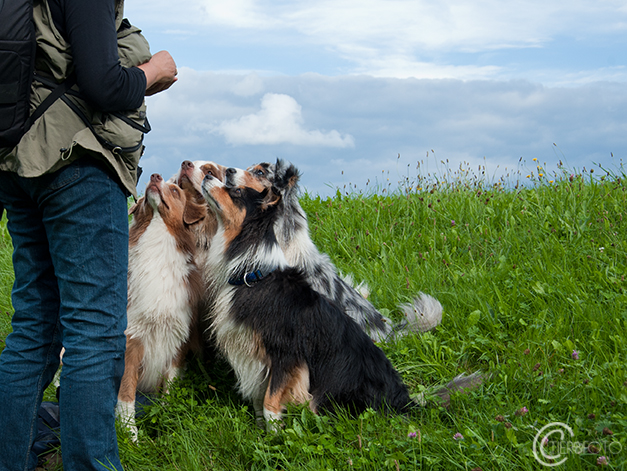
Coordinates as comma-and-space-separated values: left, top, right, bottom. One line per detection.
169, 160, 228, 266
225, 160, 443, 342
201, 175, 419, 430
116, 173, 205, 440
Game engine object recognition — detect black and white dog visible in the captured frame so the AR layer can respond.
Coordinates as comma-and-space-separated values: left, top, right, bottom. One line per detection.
224, 160, 443, 342
201, 175, 419, 429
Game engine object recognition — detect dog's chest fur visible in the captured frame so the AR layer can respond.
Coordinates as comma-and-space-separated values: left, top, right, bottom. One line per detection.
127, 215, 198, 391
204, 227, 273, 400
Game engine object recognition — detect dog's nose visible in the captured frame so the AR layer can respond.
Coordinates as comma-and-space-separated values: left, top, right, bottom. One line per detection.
150, 174, 163, 183
226, 168, 237, 175
181, 160, 193, 170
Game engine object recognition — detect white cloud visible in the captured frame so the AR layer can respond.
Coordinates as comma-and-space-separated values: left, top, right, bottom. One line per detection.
523, 66, 627, 88
199, 0, 280, 29
178, 0, 626, 50
212, 93, 355, 147
285, 0, 551, 52
231, 73, 265, 97
125, 1, 627, 82
350, 53, 503, 80
137, 70, 626, 196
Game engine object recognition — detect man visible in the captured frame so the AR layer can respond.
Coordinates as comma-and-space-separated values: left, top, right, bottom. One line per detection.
0, 1, 177, 469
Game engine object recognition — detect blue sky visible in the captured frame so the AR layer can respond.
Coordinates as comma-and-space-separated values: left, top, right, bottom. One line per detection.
124, 0, 627, 196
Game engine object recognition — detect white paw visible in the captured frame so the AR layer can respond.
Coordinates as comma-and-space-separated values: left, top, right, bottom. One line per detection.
116, 400, 138, 442
263, 409, 283, 433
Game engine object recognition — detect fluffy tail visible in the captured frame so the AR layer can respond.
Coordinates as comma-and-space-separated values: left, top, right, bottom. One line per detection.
399, 293, 443, 333
340, 275, 442, 342
413, 371, 485, 408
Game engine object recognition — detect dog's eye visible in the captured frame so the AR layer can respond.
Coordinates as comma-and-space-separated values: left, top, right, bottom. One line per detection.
234, 188, 242, 195
207, 170, 213, 176
170, 187, 179, 196
255, 169, 264, 176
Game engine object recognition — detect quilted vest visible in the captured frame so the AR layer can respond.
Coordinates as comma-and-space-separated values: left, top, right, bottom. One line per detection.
0, 0, 152, 197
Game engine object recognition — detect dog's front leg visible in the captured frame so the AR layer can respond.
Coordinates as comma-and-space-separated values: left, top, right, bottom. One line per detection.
262, 375, 285, 433
252, 376, 269, 429
262, 365, 313, 432
116, 336, 144, 441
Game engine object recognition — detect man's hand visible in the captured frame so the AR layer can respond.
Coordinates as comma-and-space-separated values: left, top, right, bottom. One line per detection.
138, 50, 178, 96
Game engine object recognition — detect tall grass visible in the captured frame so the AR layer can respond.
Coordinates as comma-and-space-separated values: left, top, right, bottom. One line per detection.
0, 212, 13, 341
0, 162, 625, 470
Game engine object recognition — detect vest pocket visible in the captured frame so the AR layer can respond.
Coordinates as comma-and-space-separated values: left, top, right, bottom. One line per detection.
91, 102, 150, 155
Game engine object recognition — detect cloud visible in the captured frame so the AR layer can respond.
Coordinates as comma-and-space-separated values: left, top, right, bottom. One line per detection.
199, 0, 281, 29
212, 93, 355, 147
145, 0, 625, 50
128, 1, 627, 80
231, 73, 265, 97
137, 70, 627, 196
350, 53, 503, 80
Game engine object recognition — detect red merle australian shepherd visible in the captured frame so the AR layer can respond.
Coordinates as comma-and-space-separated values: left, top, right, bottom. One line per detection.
116, 174, 205, 440
201, 174, 419, 430
169, 160, 229, 266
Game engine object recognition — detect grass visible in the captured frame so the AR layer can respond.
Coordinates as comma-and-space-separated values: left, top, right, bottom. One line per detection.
1, 160, 626, 470
0, 212, 13, 342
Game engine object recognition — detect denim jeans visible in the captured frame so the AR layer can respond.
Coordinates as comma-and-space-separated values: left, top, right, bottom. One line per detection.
0, 158, 128, 471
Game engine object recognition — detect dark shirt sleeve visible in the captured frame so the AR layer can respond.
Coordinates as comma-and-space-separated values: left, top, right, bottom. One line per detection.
48, 0, 147, 112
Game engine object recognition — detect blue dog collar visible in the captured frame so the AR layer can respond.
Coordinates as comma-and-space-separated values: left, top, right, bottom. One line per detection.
228, 268, 275, 287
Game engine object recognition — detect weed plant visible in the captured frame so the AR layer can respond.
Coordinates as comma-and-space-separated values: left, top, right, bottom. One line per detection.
0, 160, 625, 470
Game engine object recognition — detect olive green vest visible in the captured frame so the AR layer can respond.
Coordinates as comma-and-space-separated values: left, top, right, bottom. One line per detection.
0, 0, 151, 197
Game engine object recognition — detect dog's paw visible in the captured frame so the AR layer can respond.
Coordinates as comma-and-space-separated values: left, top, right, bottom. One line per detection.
263, 409, 284, 433
116, 400, 139, 442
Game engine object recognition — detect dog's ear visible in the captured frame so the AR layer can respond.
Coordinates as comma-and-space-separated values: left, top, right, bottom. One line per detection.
274, 160, 300, 192
183, 199, 206, 226
261, 186, 282, 209
283, 164, 300, 190
128, 197, 144, 216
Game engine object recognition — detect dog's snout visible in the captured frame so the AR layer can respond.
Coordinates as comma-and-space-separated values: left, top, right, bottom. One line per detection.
225, 168, 238, 188
150, 174, 163, 183
181, 160, 194, 170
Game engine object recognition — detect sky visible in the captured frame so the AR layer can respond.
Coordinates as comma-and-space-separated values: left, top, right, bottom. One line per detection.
124, 0, 627, 197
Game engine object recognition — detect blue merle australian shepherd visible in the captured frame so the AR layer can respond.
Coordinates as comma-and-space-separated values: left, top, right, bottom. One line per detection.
225, 159, 443, 343
201, 173, 423, 430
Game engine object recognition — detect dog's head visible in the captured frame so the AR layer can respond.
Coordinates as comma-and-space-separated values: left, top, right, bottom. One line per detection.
224, 159, 300, 197
202, 174, 280, 242
130, 173, 205, 231
170, 160, 228, 196
167, 160, 230, 241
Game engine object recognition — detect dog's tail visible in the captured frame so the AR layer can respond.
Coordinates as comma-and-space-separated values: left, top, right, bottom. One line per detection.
399, 293, 443, 333
412, 371, 485, 408
340, 275, 442, 341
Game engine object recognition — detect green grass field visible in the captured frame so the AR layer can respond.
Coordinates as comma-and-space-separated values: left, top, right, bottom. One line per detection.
0, 162, 625, 470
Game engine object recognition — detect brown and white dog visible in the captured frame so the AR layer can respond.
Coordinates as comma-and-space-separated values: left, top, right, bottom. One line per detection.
168, 160, 228, 266
116, 173, 205, 440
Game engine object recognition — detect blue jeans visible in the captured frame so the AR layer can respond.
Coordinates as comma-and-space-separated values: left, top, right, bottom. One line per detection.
0, 158, 128, 471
